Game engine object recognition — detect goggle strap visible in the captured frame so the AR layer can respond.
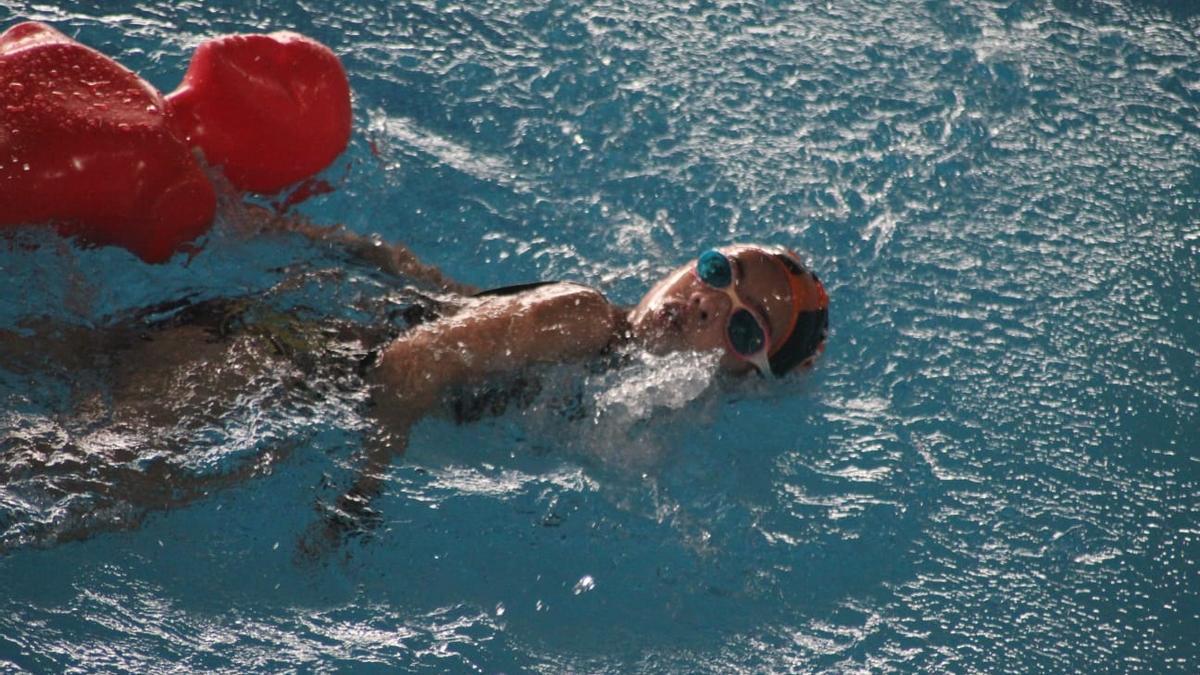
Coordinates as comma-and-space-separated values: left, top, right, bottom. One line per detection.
766, 252, 809, 357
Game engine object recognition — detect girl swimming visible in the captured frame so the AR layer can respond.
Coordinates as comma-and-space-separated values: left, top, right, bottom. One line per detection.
0, 22, 830, 555
267, 217, 828, 553
0, 214, 827, 554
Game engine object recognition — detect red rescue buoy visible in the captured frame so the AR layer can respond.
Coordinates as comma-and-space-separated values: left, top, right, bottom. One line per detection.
166, 32, 352, 195
0, 22, 216, 263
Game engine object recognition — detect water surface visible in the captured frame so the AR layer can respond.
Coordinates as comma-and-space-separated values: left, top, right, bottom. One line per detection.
1, 0, 1197, 671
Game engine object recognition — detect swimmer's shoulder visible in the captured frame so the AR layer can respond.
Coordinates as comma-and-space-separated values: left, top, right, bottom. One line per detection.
470, 279, 616, 319
378, 281, 619, 379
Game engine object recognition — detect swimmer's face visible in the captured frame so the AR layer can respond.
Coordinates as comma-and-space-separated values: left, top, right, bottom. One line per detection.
628, 245, 796, 374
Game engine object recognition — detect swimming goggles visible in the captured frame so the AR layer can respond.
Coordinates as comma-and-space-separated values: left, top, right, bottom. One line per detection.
694, 248, 775, 376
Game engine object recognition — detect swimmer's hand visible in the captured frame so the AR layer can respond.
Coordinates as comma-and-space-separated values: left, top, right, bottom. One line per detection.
294, 427, 403, 562
295, 487, 382, 562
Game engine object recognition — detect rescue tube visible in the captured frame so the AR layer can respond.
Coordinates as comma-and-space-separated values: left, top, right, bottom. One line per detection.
0, 22, 215, 263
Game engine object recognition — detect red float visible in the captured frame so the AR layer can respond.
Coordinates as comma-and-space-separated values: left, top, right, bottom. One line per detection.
166, 32, 352, 195
0, 22, 216, 263
0, 22, 351, 263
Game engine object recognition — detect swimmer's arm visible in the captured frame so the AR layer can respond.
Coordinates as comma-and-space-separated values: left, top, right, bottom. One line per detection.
297, 418, 412, 558
0, 320, 111, 372
371, 285, 621, 408
250, 208, 478, 295
302, 221, 479, 296
298, 285, 620, 556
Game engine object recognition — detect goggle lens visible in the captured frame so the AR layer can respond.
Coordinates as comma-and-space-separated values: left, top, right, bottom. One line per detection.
696, 249, 732, 288
727, 308, 766, 355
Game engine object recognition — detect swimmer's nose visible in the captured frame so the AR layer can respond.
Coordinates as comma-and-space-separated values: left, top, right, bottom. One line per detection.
689, 290, 726, 325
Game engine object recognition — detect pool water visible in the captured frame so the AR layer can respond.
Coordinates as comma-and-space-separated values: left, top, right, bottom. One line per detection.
2, 0, 1198, 671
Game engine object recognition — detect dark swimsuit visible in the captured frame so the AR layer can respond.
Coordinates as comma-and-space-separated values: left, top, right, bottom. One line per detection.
472, 281, 561, 298
128, 280, 599, 423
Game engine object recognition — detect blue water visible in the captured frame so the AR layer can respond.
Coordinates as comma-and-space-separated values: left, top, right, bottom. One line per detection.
2, 0, 1198, 671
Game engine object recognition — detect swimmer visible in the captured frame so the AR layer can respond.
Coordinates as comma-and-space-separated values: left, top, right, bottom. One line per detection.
0, 22, 829, 556
265, 218, 829, 554
0, 213, 828, 555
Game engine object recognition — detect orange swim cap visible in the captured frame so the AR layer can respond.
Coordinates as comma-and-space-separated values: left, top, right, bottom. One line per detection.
767, 250, 829, 376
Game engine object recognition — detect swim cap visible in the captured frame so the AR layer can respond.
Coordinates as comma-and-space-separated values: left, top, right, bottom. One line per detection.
766, 250, 829, 376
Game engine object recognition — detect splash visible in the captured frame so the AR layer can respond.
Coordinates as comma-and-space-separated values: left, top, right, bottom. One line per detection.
563, 349, 723, 469
590, 349, 722, 423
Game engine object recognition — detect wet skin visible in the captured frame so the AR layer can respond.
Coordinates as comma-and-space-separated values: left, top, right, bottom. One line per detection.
372, 244, 800, 423
628, 245, 798, 375
274, 215, 802, 382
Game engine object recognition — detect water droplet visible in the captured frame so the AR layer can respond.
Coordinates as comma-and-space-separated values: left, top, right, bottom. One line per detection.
572, 575, 595, 595
494, 603, 505, 616
22, 163, 30, 172
7, 82, 24, 93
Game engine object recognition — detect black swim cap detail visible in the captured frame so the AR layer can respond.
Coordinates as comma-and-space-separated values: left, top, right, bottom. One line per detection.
767, 306, 828, 376
767, 253, 829, 376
